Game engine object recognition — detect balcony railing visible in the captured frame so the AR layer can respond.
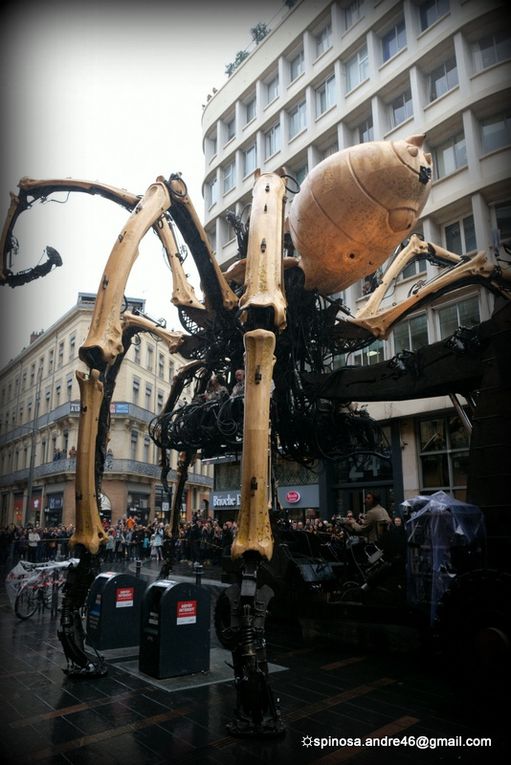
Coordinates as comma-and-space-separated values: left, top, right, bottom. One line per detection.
0, 458, 213, 488
0, 401, 157, 448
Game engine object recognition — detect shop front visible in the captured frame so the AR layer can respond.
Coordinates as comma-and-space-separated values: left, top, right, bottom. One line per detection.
277, 484, 320, 522
127, 491, 150, 524
44, 492, 64, 527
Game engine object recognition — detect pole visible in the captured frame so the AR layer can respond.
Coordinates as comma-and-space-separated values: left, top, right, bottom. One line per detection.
24, 367, 42, 526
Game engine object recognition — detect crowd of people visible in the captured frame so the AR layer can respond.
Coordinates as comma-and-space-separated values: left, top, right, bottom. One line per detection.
0, 491, 404, 570
101, 516, 236, 565
0, 515, 239, 569
0, 523, 75, 565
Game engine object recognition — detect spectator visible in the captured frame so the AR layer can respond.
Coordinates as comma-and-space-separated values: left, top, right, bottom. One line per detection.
205, 375, 228, 401
27, 527, 41, 562
231, 369, 245, 397
150, 528, 163, 561
344, 491, 391, 543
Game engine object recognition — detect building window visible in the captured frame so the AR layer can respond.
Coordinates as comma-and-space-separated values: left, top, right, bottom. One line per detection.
169, 361, 175, 382
495, 201, 511, 244
143, 437, 150, 464
57, 342, 64, 368
393, 314, 429, 353
344, 0, 363, 31
265, 123, 281, 159
132, 376, 140, 404
289, 50, 304, 82
55, 382, 61, 404
207, 176, 218, 208
222, 213, 236, 245
206, 131, 217, 161
48, 349, 54, 373
315, 74, 335, 116
315, 23, 332, 58
69, 335, 76, 360
245, 97, 256, 124
158, 353, 164, 379
352, 339, 384, 366
322, 141, 339, 160
293, 164, 308, 185
418, 413, 470, 499
157, 390, 164, 412
145, 383, 152, 408
130, 430, 139, 461
444, 215, 476, 255
381, 19, 406, 62
358, 116, 374, 143
437, 295, 480, 339
429, 56, 458, 102
146, 345, 154, 371
225, 117, 235, 143
481, 113, 511, 154
390, 89, 413, 127
266, 75, 279, 105
419, 0, 449, 33
22, 371, 27, 391
243, 144, 257, 176
401, 255, 426, 280
134, 344, 140, 364
66, 375, 73, 399
433, 132, 466, 178
345, 46, 369, 92
361, 272, 379, 295
472, 30, 511, 72
288, 100, 306, 139
223, 161, 235, 193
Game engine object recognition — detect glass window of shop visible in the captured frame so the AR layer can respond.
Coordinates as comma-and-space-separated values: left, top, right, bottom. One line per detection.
334, 429, 394, 519
45, 493, 63, 526
418, 414, 470, 500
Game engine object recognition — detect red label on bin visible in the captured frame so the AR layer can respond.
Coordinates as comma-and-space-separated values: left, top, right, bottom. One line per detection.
115, 586, 134, 608
176, 599, 197, 625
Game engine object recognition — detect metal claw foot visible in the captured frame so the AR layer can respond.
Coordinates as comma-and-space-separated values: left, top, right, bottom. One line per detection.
221, 556, 285, 738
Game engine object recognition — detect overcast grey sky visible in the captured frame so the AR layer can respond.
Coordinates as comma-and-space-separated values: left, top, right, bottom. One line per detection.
0, 0, 284, 367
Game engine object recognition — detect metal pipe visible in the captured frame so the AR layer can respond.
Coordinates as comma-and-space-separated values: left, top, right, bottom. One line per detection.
449, 393, 473, 435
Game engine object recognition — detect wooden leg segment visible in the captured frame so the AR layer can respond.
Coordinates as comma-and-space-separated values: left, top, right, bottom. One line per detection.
231, 329, 276, 561
71, 370, 107, 554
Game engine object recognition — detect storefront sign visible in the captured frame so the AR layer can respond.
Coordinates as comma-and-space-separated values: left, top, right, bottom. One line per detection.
286, 490, 301, 503
212, 492, 241, 508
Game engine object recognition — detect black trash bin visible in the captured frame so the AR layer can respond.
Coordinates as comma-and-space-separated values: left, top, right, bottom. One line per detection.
86, 572, 145, 650
139, 579, 210, 679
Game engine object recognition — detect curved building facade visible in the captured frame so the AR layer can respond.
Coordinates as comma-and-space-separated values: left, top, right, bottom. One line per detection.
202, 0, 510, 517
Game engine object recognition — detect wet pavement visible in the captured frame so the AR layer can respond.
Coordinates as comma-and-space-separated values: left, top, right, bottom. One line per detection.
1, 557, 507, 764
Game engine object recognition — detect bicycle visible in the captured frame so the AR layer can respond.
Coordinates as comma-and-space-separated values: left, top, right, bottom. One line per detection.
15, 566, 67, 620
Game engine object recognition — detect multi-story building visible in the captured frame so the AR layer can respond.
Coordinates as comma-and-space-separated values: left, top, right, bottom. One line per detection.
0, 293, 213, 529
202, 0, 511, 518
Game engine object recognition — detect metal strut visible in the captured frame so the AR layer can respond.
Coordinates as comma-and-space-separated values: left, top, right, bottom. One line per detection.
224, 554, 284, 738
57, 547, 106, 676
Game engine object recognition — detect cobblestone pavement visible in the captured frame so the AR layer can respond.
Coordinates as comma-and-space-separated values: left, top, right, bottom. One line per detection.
1, 558, 507, 764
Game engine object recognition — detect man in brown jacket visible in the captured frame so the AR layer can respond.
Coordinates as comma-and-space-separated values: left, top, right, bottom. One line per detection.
345, 491, 391, 543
